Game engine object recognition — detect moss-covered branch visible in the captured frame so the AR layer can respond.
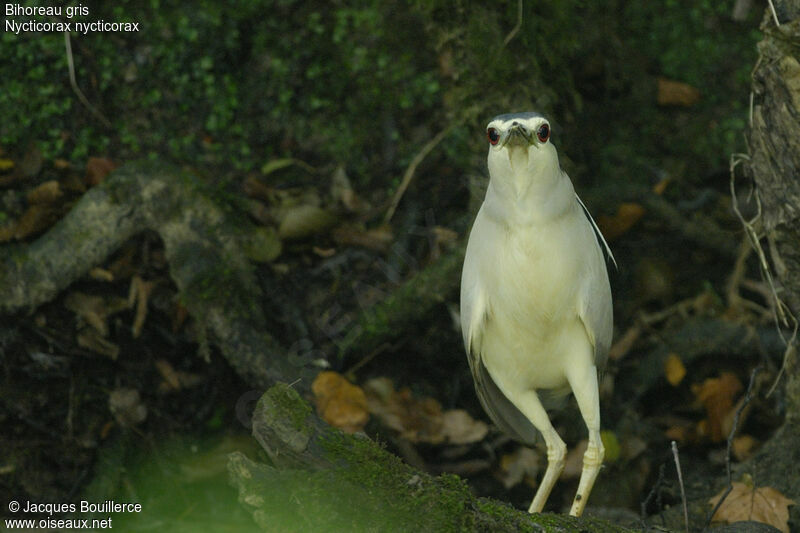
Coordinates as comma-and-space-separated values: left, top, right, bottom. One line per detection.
228, 384, 636, 533
0, 161, 303, 388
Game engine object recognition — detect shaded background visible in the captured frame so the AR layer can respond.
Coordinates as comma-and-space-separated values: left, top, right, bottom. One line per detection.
2, 1, 791, 531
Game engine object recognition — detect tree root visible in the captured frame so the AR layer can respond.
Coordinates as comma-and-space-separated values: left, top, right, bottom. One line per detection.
0, 161, 304, 388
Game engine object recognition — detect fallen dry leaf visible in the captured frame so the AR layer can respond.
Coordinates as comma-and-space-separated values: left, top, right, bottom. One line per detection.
657, 77, 701, 107
732, 435, 759, 462
85, 156, 117, 186
364, 377, 487, 445
26, 180, 63, 205
709, 482, 794, 533
499, 446, 540, 489
596, 202, 646, 241
332, 224, 393, 253
692, 371, 743, 442
312, 371, 370, 433
664, 353, 687, 386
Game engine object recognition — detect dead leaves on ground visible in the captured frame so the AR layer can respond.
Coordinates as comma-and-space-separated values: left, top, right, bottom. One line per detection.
0, 153, 113, 242
692, 371, 743, 442
709, 481, 794, 533
662, 366, 761, 458
312, 371, 370, 433
311, 371, 488, 445
657, 77, 701, 107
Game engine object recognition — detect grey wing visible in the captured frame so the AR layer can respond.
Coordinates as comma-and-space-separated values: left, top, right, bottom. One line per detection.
575, 194, 614, 371
460, 216, 539, 445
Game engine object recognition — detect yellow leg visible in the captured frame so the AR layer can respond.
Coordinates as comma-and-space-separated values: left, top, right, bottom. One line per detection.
566, 363, 604, 517
512, 391, 566, 514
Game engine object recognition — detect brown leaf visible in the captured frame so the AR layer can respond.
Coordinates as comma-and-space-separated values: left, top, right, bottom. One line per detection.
657, 77, 701, 107
692, 372, 743, 442
85, 157, 117, 186
664, 353, 687, 386
364, 377, 485, 444
312, 371, 369, 433
732, 435, 759, 462
332, 224, 393, 253
26, 180, 63, 205
709, 482, 794, 533
596, 202, 645, 241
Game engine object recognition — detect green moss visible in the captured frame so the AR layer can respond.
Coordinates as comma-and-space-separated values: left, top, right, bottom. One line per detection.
263, 384, 312, 434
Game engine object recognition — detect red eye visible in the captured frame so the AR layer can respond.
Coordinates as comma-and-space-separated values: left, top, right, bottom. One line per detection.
487, 128, 500, 145
536, 124, 550, 143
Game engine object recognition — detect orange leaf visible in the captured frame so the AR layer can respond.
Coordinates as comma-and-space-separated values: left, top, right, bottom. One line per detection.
312, 371, 369, 433
709, 482, 794, 533
731, 435, 758, 462
657, 77, 701, 107
596, 202, 645, 241
664, 353, 686, 386
691, 372, 743, 442
85, 157, 117, 186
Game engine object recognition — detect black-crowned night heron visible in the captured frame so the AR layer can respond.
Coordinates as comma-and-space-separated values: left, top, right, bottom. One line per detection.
460, 112, 613, 516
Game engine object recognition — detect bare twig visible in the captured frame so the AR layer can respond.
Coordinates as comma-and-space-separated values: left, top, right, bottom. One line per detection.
729, 153, 799, 397
502, 0, 524, 47
703, 366, 762, 531
671, 441, 689, 533
766, 0, 781, 26
640, 462, 667, 529
384, 125, 452, 224
64, 32, 112, 128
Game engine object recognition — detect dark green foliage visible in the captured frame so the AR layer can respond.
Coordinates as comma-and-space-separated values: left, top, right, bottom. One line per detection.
1, 0, 759, 190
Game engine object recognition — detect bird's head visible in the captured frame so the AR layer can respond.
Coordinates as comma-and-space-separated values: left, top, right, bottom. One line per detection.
485, 112, 561, 199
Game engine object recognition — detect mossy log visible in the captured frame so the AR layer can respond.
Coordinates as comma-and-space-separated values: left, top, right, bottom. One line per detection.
0, 160, 302, 388
227, 384, 636, 533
